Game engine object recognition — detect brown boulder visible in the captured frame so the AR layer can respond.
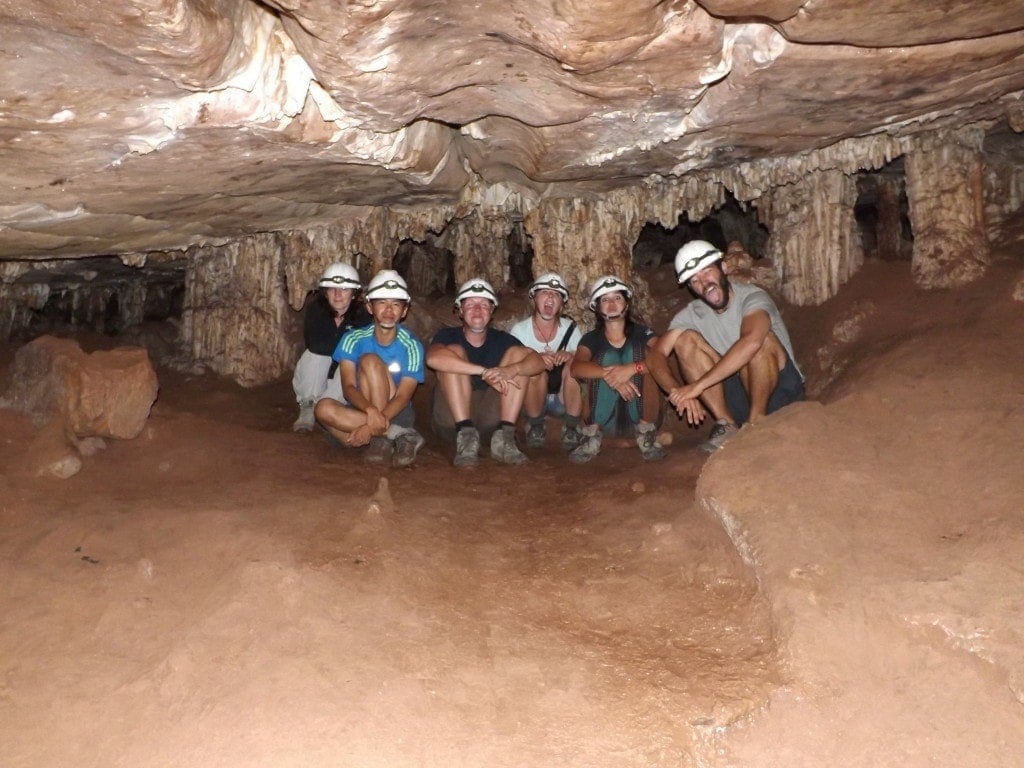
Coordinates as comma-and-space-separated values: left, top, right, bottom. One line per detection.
2, 336, 159, 440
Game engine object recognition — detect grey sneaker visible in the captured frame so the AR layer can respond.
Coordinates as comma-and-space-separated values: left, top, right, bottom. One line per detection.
454, 426, 480, 468
568, 426, 601, 464
636, 423, 666, 461
292, 402, 315, 432
364, 435, 394, 464
561, 422, 582, 451
490, 427, 529, 465
525, 420, 546, 448
392, 430, 425, 468
698, 419, 739, 453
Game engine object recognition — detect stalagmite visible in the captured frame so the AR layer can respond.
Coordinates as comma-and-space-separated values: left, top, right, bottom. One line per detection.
905, 129, 990, 289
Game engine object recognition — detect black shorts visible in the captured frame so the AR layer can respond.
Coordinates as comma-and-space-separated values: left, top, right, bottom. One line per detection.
723, 354, 804, 425
546, 364, 564, 395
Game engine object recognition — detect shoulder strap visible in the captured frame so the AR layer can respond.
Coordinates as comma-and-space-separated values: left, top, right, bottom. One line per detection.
556, 321, 576, 352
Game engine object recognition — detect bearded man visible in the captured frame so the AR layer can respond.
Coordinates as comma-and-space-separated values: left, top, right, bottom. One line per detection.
657, 240, 805, 452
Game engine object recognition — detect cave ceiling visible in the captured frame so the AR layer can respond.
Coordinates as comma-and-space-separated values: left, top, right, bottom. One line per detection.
2, 0, 1024, 260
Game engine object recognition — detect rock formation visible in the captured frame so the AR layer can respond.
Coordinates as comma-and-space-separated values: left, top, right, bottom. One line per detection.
1, 2, 1023, 380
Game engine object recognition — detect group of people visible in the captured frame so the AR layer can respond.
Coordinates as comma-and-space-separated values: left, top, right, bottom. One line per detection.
290, 239, 804, 468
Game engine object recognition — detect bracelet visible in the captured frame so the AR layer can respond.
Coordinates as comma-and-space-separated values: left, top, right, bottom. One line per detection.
635, 361, 646, 375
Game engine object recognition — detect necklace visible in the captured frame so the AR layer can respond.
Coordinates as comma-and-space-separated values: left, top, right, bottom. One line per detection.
533, 316, 557, 352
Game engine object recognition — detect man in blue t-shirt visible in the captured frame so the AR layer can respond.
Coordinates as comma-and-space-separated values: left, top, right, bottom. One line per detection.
658, 240, 805, 453
426, 278, 544, 468
315, 270, 426, 467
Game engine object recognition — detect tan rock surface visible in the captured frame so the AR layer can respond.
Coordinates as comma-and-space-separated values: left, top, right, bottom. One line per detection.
2, 2, 1023, 258
2, 335, 159, 439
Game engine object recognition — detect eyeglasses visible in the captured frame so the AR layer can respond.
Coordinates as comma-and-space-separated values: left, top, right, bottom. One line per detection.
676, 250, 719, 276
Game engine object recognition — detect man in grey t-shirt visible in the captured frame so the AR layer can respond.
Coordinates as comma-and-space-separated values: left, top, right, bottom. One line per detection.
657, 240, 804, 452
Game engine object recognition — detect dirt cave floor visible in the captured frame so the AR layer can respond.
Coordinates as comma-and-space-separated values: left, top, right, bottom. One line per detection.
1, 257, 1023, 767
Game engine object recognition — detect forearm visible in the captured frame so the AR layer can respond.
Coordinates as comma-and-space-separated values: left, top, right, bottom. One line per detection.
427, 347, 486, 377
644, 348, 682, 393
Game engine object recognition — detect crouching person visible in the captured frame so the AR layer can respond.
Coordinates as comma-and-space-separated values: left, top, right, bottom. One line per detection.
427, 278, 545, 468
314, 270, 426, 467
568, 275, 683, 464
510, 272, 584, 450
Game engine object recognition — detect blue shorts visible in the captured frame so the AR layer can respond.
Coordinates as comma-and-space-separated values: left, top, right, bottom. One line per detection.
723, 354, 804, 425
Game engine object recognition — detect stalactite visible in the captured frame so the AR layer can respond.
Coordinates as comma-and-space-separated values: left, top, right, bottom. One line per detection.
181, 233, 297, 387
905, 128, 990, 289
759, 169, 862, 306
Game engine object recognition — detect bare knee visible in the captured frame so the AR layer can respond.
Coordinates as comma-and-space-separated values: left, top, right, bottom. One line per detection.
673, 329, 708, 359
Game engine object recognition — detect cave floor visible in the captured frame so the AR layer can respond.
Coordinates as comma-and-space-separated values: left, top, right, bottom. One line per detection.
1, 257, 1023, 767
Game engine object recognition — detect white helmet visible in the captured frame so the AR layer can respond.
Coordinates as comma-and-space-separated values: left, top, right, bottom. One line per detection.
529, 272, 569, 302
455, 278, 499, 307
365, 269, 411, 301
319, 262, 361, 290
588, 275, 632, 310
674, 240, 723, 284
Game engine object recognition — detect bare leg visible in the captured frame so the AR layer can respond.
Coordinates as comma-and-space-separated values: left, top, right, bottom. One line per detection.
560, 363, 583, 418
435, 344, 473, 423
497, 346, 533, 423
640, 371, 663, 424
673, 330, 734, 423
738, 332, 787, 422
522, 368, 548, 420
314, 354, 393, 442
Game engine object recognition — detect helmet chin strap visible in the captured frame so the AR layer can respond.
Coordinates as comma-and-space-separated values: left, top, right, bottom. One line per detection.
601, 310, 625, 320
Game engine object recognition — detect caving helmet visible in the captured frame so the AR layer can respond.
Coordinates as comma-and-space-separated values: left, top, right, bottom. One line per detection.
455, 278, 499, 308
318, 261, 361, 290
528, 272, 570, 302
674, 240, 724, 284
588, 275, 632, 311
364, 269, 411, 302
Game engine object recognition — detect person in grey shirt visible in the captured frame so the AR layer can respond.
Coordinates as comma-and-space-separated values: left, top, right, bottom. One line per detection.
658, 240, 804, 453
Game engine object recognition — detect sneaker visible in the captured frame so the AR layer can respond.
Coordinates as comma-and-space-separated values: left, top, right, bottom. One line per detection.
454, 426, 480, 468
364, 435, 394, 464
568, 427, 601, 464
525, 420, 546, 448
392, 430, 425, 468
490, 427, 529, 465
292, 402, 315, 432
636, 423, 666, 461
561, 422, 582, 451
698, 419, 739, 453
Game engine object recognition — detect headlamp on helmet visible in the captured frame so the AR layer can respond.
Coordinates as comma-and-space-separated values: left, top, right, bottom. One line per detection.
528, 272, 569, 302
319, 262, 361, 290
365, 269, 411, 301
674, 240, 724, 284
455, 278, 499, 308
588, 275, 633, 310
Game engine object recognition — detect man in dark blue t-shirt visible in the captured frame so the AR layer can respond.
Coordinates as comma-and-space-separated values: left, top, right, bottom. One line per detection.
427, 278, 544, 468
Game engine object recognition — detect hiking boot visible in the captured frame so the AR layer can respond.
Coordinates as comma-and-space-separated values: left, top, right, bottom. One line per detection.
392, 430, 425, 468
490, 426, 529, 465
636, 422, 666, 461
525, 420, 546, 448
561, 422, 582, 451
292, 401, 316, 432
454, 426, 480, 468
364, 435, 394, 464
698, 419, 739, 453
568, 426, 601, 464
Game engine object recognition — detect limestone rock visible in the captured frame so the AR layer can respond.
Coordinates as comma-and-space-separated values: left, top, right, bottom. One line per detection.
2, 336, 159, 439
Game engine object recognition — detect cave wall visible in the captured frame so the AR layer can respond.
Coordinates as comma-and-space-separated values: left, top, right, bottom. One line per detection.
3, 126, 1019, 387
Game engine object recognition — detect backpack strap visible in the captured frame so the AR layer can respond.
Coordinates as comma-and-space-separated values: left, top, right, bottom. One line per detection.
555, 321, 576, 352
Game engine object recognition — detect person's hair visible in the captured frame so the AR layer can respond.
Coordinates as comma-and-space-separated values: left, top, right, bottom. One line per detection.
595, 290, 638, 337
316, 286, 367, 323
